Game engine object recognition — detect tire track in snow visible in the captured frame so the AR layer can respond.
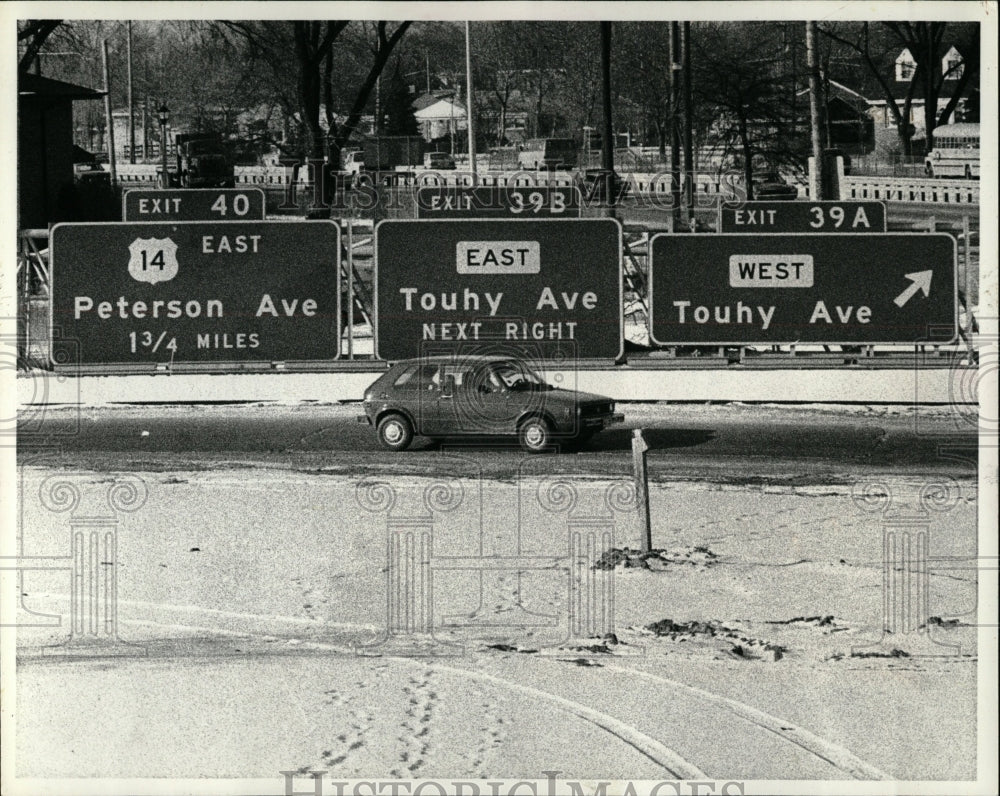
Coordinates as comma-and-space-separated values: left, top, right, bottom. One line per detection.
429, 662, 707, 779
606, 665, 890, 780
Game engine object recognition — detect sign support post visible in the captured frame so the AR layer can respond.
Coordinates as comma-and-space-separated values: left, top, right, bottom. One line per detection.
632, 429, 651, 553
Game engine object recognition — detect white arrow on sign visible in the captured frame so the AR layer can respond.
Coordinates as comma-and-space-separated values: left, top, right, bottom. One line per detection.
893, 270, 934, 308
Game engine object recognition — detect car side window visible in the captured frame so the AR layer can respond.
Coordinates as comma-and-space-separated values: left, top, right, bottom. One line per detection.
418, 365, 440, 391
472, 367, 503, 393
392, 365, 419, 388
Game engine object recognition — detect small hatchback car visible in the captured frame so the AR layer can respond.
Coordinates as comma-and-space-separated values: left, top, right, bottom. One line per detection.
359, 356, 624, 452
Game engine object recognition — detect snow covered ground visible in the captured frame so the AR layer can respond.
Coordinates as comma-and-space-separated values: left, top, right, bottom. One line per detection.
12, 465, 979, 783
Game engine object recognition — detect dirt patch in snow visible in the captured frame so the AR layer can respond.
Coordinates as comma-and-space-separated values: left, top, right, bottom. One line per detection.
593, 546, 720, 571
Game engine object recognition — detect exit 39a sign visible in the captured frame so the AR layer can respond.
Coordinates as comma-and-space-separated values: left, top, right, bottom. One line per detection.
649, 233, 957, 345
718, 201, 886, 233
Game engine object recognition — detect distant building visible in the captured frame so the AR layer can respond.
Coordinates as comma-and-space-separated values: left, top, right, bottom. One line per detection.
18, 73, 104, 229
110, 109, 174, 161
413, 96, 467, 141
839, 43, 973, 152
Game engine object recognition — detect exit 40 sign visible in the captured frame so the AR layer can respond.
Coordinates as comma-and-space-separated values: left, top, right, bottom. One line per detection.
649, 233, 957, 345
123, 188, 266, 222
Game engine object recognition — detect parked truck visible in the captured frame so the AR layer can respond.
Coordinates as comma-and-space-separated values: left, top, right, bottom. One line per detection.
169, 133, 235, 188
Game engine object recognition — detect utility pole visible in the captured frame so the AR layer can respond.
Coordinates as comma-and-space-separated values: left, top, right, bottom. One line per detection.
600, 21, 615, 212
425, 50, 431, 94
806, 21, 824, 199
465, 21, 477, 184
102, 39, 117, 187
682, 22, 694, 224
127, 21, 135, 164
669, 22, 681, 225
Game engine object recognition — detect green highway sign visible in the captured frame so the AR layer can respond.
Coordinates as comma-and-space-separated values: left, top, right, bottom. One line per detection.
375, 219, 622, 361
649, 233, 957, 345
415, 186, 581, 218
718, 201, 887, 233
51, 221, 340, 367
123, 188, 266, 222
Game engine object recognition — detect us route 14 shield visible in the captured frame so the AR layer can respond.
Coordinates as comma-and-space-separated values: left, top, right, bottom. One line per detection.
415, 186, 581, 218
51, 221, 340, 367
649, 233, 957, 345
122, 188, 266, 222
375, 219, 622, 361
718, 201, 887, 233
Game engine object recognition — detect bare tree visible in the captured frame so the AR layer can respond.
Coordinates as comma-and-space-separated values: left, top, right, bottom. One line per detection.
223, 20, 411, 161
475, 22, 524, 146
18, 19, 63, 73
693, 23, 804, 196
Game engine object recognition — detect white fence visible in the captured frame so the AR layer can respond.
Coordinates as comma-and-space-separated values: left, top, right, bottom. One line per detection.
109, 163, 976, 207
840, 175, 979, 206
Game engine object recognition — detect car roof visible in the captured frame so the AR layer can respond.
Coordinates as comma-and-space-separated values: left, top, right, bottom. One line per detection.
389, 355, 522, 366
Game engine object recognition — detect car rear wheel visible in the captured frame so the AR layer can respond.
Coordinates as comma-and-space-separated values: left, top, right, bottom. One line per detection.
377, 413, 414, 452
518, 416, 552, 453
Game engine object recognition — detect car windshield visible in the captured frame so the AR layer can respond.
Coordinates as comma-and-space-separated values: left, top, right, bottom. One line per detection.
491, 361, 550, 390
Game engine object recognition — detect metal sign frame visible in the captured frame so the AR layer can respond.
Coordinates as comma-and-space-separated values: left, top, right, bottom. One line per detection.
648, 232, 958, 347
373, 218, 624, 362
50, 220, 341, 370
121, 187, 267, 222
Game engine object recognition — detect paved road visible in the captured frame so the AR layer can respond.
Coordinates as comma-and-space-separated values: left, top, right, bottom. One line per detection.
19, 403, 977, 480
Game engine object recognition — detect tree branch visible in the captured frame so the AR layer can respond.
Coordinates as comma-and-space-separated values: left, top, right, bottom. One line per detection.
18, 20, 63, 73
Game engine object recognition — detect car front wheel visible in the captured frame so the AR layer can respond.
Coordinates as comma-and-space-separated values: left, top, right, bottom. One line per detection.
518, 416, 552, 453
377, 413, 414, 452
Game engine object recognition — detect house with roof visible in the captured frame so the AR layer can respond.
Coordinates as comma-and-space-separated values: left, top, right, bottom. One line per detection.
797, 38, 975, 158
844, 40, 973, 152
412, 95, 467, 142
